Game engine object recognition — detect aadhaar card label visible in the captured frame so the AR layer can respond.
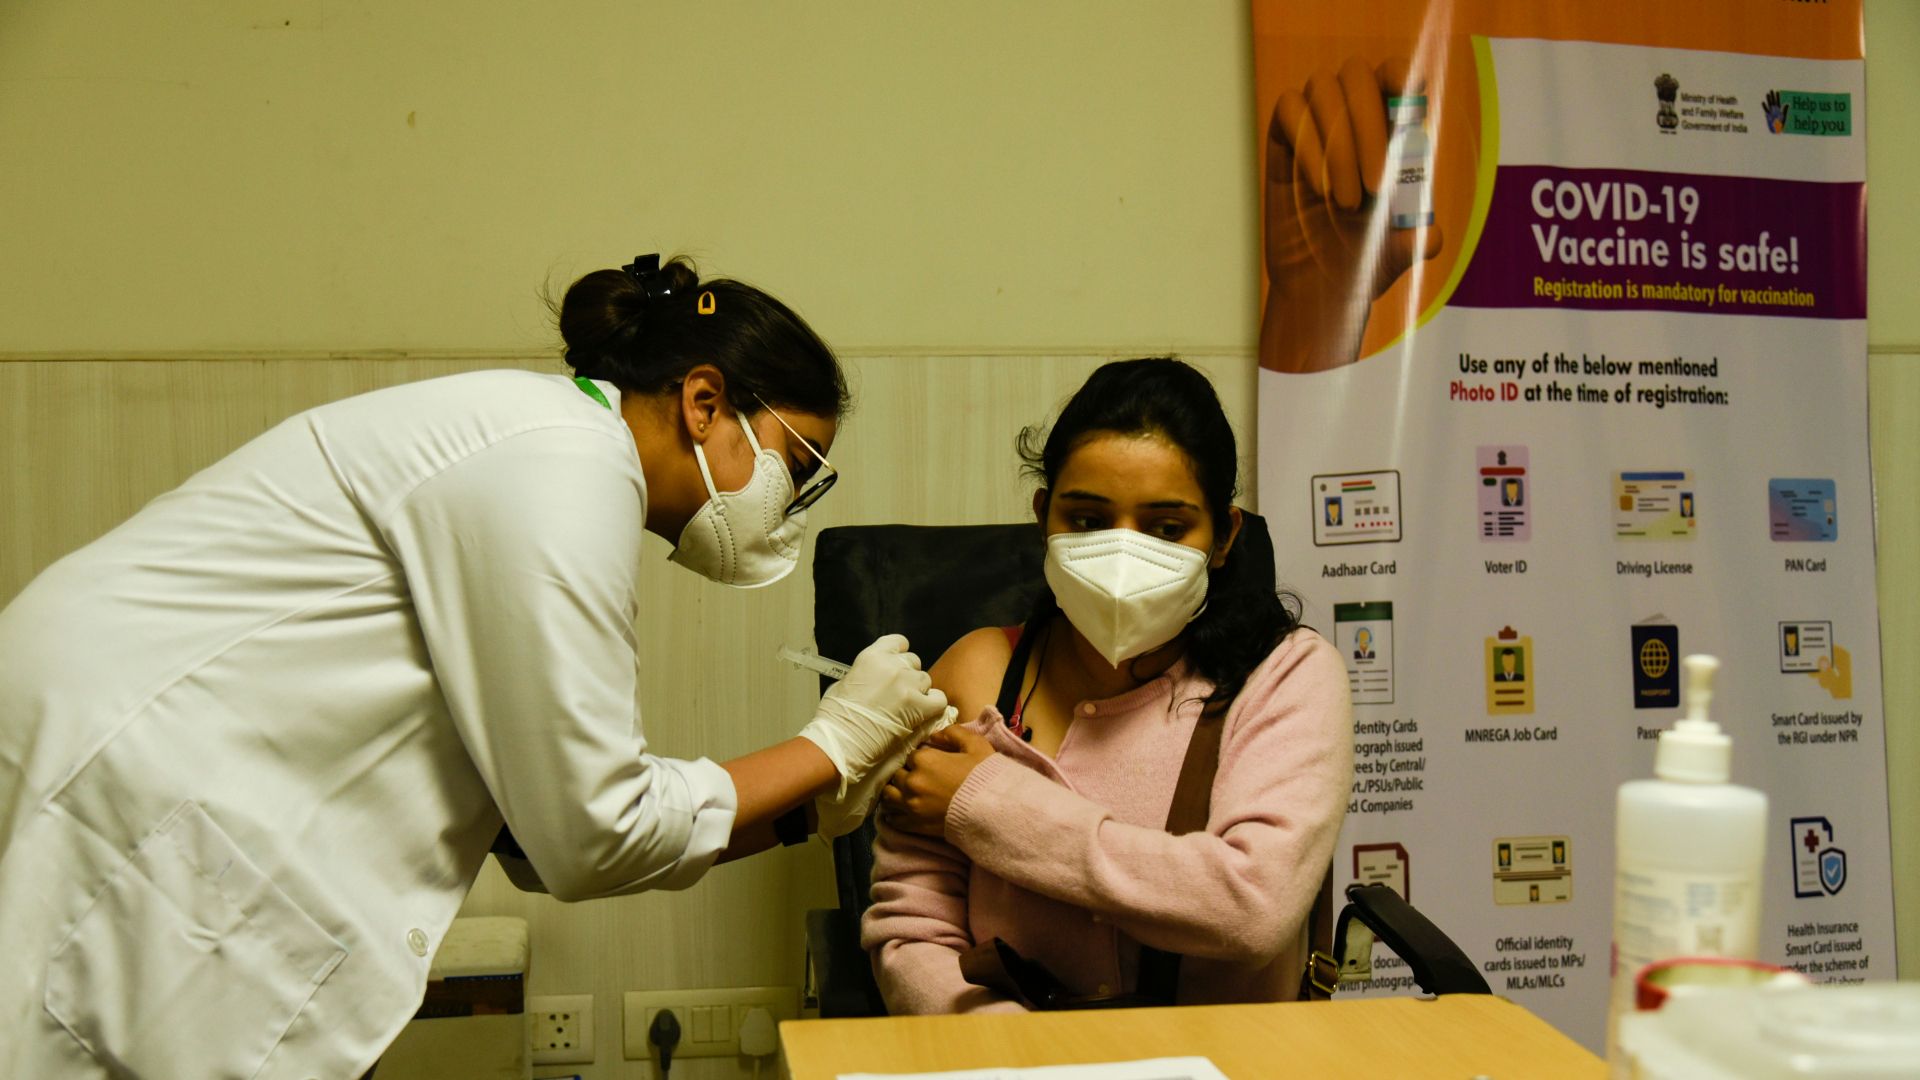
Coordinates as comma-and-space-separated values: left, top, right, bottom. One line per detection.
1313, 469, 1402, 546
1613, 470, 1696, 540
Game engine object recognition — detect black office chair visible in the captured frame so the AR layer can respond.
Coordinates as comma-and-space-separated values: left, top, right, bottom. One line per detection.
801, 518, 1487, 1017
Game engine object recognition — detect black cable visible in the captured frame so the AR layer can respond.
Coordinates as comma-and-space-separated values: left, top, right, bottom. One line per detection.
648, 1009, 682, 1076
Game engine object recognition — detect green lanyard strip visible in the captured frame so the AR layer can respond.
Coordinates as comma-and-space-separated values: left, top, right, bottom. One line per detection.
572, 375, 613, 411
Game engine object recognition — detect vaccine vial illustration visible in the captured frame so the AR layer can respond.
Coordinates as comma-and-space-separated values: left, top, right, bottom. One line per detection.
1388, 94, 1433, 229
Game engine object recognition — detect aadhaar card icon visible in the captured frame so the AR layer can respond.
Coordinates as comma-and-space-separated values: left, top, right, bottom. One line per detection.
1313, 469, 1402, 546
1478, 446, 1529, 540
1493, 835, 1571, 905
1334, 602, 1394, 705
1484, 626, 1534, 715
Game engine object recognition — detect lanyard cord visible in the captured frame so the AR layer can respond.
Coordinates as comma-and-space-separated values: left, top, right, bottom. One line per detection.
572, 375, 613, 411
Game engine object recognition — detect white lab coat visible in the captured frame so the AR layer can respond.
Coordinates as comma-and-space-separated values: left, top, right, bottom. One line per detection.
0, 371, 738, 1079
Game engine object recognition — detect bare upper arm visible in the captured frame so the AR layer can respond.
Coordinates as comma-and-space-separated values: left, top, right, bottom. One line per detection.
929, 626, 1016, 726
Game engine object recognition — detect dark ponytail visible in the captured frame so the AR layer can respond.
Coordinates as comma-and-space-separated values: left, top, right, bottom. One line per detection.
554, 254, 848, 419
1018, 357, 1302, 714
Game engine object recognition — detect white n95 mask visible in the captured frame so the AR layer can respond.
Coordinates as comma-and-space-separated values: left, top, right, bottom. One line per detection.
1043, 529, 1211, 667
669, 412, 806, 588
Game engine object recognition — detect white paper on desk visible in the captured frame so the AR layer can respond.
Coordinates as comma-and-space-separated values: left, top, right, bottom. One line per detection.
837, 1057, 1230, 1080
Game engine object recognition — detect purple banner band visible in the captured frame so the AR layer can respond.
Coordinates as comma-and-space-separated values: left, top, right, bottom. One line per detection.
1449, 165, 1865, 319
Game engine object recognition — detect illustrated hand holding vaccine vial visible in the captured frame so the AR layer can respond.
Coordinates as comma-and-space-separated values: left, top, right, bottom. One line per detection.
1387, 94, 1433, 229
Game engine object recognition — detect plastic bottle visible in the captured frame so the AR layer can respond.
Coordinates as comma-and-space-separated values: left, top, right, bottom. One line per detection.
1387, 95, 1433, 229
1606, 654, 1768, 1076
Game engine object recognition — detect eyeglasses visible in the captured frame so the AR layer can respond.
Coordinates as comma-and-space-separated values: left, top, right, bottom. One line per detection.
753, 395, 838, 517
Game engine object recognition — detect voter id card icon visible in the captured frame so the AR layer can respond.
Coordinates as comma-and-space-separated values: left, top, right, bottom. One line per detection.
1353, 842, 1410, 901
1478, 446, 1529, 540
1313, 469, 1402, 546
1769, 478, 1837, 542
1790, 816, 1847, 897
1484, 625, 1534, 715
1614, 469, 1696, 540
1493, 835, 1571, 905
1334, 601, 1394, 705
1631, 616, 1679, 709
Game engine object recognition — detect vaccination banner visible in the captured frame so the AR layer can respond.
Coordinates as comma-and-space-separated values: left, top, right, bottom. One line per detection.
1251, 0, 1888, 1051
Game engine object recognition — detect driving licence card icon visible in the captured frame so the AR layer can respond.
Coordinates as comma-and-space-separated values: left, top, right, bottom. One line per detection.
1614, 470, 1695, 540
1478, 446, 1529, 541
1313, 469, 1402, 546
1769, 479, 1837, 542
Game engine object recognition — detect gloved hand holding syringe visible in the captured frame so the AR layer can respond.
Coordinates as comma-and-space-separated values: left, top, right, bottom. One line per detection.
785, 638, 956, 838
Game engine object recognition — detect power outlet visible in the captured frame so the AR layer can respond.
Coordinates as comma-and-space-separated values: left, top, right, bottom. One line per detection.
622, 986, 800, 1061
528, 994, 595, 1065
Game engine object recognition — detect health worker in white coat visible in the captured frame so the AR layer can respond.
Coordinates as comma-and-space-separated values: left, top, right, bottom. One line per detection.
0, 254, 950, 1079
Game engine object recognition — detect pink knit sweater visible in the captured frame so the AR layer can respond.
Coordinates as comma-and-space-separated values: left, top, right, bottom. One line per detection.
861, 628, 1353, 1014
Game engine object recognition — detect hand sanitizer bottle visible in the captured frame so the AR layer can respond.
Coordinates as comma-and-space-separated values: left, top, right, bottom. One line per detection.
1606, 655, 1768, 1076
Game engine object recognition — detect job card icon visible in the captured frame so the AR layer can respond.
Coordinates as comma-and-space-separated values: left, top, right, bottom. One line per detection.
1313, 469, 1402, 546
1335, 601, 1394, 705
1484, 626, 1534, 715
1478, 446, 1529, 540
1769, 478, 1837, 542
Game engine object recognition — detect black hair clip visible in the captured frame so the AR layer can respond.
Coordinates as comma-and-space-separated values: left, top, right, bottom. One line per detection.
620, 253, 677, 302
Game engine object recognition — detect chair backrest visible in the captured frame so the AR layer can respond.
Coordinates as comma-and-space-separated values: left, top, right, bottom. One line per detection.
810, 514, 1276, 919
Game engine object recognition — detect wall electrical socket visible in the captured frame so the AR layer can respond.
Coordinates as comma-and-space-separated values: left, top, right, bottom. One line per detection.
622, 986, 800, 1061
528, 994, 595, 1065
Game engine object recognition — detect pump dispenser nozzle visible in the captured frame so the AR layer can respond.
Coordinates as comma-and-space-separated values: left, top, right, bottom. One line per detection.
1655, 654, 1731, 782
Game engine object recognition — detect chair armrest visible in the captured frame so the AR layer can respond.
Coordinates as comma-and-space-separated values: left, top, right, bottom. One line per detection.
1332, 883, 1491, 996
804, 908, 889, 1018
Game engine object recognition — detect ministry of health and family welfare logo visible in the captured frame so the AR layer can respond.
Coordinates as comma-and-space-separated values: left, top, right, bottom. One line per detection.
1654, 73, 1680, 133
1763, 90, 1790, 133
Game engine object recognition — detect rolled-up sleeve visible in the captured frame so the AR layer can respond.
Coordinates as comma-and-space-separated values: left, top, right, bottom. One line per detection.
384, 425, 736, 900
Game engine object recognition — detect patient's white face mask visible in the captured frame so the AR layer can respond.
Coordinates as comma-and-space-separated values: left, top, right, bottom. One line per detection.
669, 412, 806, 588
1043, 528, 1211, 667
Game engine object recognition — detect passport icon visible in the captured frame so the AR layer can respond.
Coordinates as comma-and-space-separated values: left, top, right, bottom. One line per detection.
1631, 617, 1679, 710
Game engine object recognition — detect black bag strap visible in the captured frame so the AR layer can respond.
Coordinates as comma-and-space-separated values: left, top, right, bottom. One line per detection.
1133, 703, 1226, 1005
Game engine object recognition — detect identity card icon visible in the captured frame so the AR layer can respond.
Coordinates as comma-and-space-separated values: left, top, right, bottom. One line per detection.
1313, 469, 1402, 546
1478, 446, 1530, 540
1334, 602, 1394, 705
1353, 842, 1410, 901
1778, 620, 1834, 673
1790, 816, 1847, 897
1493, 835, 1571, 905
1614, 470, 1696, 540
1769, 478, 1837, 542
1631, 616, 1679, 709
1484, 626, 1534, 715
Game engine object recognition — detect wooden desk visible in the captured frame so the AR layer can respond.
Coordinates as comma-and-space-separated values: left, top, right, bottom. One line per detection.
781, 996, 1603, 1079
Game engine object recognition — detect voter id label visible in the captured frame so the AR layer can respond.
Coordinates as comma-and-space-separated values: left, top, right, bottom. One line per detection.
1477, 446, 1529, 541
1613, 470, 1696, 540
1313, 469, 1402, 546
1769, 478, 1837, 542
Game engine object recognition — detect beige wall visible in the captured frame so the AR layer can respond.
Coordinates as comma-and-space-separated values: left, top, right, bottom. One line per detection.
1, 3, 1913, 1078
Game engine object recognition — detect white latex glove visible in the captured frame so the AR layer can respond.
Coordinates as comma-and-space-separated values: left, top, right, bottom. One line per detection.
798, 634, 950, 799
815, 704, 957, 840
